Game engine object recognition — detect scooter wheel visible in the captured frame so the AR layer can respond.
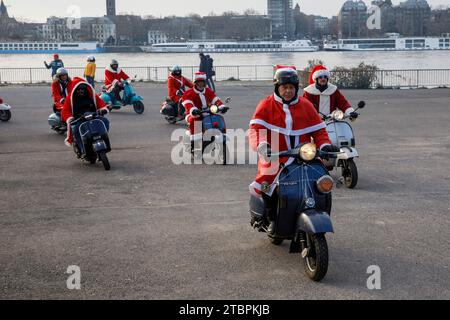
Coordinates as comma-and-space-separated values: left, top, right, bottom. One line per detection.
0, 110, 11, 122
342, 159, 358, 189
99, 152, 111, 171
133, 101, 145, 115
303, 233, 329, 282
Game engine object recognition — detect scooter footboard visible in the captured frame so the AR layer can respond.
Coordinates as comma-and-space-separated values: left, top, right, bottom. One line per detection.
298, 210, 334, 234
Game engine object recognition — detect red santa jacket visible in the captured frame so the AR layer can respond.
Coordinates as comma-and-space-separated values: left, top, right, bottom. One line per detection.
248, 93, 331, 196
51, 79, 73, 111
167, 75, 194, 104
104, 66, 130, 91
303, 83, 353, 116
61, 77, 108, 123
182, 87, 223, 120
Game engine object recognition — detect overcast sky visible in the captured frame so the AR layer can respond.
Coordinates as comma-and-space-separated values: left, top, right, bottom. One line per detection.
5, 0, 450, 22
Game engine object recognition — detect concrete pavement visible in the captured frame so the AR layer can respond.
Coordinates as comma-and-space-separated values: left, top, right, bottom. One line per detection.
0, 83, 449, 299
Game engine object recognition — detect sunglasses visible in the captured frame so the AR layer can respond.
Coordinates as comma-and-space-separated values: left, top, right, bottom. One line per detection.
318, 76, 329, 79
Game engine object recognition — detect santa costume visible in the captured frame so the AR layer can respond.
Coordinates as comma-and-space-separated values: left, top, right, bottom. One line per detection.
61, 77, 109, 146
182, 72, 224, 141
167, 74, 194, 104
249, 66, 331, 197
104, 65, 130, 92
303, 65, 354, 116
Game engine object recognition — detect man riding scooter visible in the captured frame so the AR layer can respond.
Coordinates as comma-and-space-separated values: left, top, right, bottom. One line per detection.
249, 66, 339, 234
104, 59, 131, 105
161, 65, 194, 118
51, 68, 73, 113
61, 77, 109, 148
182, 72, 228, 147
48, 68, 73, 133
303, 65, 359, 120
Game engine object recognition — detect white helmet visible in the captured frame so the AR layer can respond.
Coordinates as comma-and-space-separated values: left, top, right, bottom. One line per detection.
87, 56, 96, 62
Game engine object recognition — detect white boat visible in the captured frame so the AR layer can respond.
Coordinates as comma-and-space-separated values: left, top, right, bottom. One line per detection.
323, 36, 450, 51
141, 40, 319, 53
0, 42, 104, 54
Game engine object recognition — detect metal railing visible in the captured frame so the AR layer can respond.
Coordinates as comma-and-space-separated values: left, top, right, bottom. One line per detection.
0, 66, 449, 88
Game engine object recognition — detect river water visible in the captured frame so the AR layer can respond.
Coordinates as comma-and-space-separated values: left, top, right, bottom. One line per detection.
1, 50, 450, 69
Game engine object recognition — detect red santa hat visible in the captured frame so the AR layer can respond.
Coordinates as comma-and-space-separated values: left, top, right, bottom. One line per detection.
310, 65, 331, 85
194, 72, 207, 82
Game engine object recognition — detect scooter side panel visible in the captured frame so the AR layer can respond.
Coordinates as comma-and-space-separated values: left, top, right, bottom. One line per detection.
100, 93, 112, 105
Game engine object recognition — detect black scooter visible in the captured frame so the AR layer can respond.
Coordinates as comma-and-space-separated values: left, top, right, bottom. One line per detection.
71, 111, 111, 171
250, 143, 340, 282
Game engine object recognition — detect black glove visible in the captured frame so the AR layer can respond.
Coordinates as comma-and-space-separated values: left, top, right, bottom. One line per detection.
257, 142, 272, 162
349, 112, 359, 120
219, 106, 230, 114
321, 145, 340, 153
97, 109, 108, 116
191, 109, 202, 117
176, 89, 184, 96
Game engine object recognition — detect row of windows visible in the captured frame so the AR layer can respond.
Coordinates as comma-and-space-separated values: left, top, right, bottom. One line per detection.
343, 40, 396, 44
0, 43, 59, 48
215, 44, 282, 49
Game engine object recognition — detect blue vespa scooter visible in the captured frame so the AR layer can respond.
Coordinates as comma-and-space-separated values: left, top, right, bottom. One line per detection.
250, 143, 340, 282
100, 79, 145, 115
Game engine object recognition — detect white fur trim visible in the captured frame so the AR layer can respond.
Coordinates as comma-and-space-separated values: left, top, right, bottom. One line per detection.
189, 107, 199, 116
345, 108, 355, 116
211, 97, 220, 105
319, 95, 331, 116
106, 66, 122, 74
182, 99, 194, 107
303, 84, 337, 96
313, 69, 331, 81
250, 119, 326, 136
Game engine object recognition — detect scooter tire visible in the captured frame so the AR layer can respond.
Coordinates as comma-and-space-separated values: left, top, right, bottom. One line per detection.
303, 233, 329, 282
99, 152, 111, 171
0, 110, 11, 122
342, 159, 358, 189
133, 101, 145, 115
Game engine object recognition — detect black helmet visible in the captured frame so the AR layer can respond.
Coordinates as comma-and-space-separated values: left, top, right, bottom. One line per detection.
274, 68, 300, 102
274, 68, 299, 87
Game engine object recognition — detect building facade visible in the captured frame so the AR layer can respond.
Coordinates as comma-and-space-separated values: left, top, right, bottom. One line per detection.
268, 0, 295, 39
106, 0, 116, 17
148, 30, 168, 44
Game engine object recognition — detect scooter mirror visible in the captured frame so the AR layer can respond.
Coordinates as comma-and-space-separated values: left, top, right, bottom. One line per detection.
358, 101, 366, 109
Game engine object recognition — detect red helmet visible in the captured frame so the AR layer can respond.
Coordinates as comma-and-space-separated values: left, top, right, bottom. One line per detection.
54, 54, 59, 59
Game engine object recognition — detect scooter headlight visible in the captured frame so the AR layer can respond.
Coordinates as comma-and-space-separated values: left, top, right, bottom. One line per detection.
317, 175, 334, 194
299, 143, 317, 161
210, 105, 219, 114
331, 110, 344, 121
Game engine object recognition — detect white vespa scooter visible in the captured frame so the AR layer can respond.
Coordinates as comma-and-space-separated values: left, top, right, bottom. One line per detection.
0, 97, 12, 122
322, 101, 365, 189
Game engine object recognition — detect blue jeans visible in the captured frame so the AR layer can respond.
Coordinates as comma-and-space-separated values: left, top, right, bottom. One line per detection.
86, 76, 95, 89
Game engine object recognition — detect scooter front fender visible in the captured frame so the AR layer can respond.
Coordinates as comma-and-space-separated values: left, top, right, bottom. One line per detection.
297, 210, 334, 234
131, 95, 144, 102
337, 147, 359, 160
0, 103, 11, 111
